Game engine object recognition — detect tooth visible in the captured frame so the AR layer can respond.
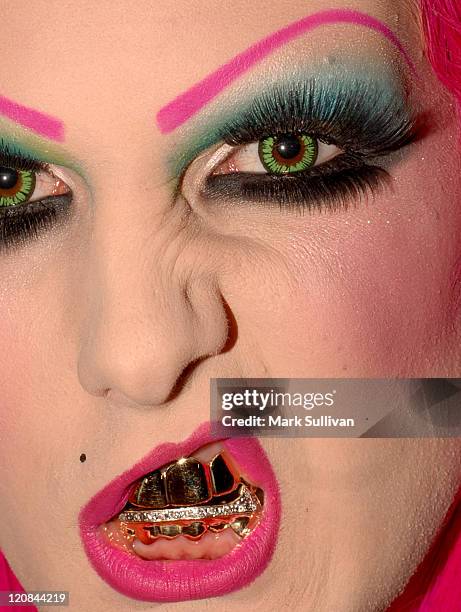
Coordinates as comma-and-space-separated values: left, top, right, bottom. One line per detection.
143, 525, 161, 539
241, 479, 264, 508
255, 487, 265, 507
119, 482, 259, 524
120, 523, 136, 537
210, 453, 237, 495
159, 524, 182, 538
208, 522, 228, 532
129, 470, 167, 508
165, 457, 211, 506
182, 522, 206, 539
229, 517, 250, 538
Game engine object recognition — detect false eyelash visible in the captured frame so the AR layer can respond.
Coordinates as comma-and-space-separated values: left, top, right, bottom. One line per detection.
199, 75, 420, 211
0, 140, 72, 252
203, 162, 389, 213
0, 194, 72, 254
214, 75, 419, 156
0, 139, 48, 172
202, 150, 392, 211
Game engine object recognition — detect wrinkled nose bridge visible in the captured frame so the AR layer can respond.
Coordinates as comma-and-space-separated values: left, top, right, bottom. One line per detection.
76, 207, 230, 408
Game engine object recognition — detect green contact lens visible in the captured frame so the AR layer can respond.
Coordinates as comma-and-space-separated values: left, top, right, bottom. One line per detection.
258, 133, 318, 174
0, 167, 36, 207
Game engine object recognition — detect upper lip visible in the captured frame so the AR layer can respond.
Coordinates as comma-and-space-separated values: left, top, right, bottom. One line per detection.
79, 422, 224, 529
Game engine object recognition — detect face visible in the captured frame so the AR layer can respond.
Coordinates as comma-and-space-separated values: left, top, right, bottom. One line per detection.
1, 0, 461, 610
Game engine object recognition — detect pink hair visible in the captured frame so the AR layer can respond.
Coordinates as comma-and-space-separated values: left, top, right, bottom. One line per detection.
388, 2, 461, 608
1, 2, 461, 610
420, 0, 461, 110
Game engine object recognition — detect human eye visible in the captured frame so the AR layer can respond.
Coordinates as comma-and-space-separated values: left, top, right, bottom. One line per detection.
0, 140, 72, 252
197, 72, 419, 213
215, 135, 342, 175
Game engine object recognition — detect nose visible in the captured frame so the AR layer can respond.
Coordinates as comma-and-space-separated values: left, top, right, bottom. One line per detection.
77, 189, 230, 408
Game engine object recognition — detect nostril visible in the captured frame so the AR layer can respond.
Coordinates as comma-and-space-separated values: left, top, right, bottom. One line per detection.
104, 387, 150, 409
97, 356, 196, 409
164, 356, 206, 403
220, 294, 238, 353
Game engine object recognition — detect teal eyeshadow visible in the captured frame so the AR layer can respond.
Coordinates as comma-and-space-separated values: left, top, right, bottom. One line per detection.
165, 61, 413, 185
0, 134, 87, 181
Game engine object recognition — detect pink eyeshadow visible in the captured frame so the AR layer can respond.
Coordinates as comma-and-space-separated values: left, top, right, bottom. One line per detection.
0, 93, 64, 142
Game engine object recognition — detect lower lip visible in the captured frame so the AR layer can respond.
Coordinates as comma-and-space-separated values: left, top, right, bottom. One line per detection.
78, 425, 281, 602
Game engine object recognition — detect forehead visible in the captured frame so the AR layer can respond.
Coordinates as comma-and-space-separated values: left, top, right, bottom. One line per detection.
0, 0, 419, 159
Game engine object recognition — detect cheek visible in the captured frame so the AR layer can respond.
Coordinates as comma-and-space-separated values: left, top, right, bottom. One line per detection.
0, 290, 49, 521
279, 439, 461, 603
217, 128, 461, 375
328, 132, 461, 369
0, 260, 74, 524
0, 327, 47, 551
0, 308, 44, 444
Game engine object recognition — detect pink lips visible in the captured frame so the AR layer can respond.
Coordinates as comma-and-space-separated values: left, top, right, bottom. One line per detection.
78, 422, 281, 603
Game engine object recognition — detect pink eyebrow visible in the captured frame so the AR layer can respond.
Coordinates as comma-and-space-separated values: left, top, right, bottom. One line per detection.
156, 8, 416, 134
0, 93, 64, 142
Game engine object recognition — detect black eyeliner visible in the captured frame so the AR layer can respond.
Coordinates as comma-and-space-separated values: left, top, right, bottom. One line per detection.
0, 140, 73, 251
197, 72, 419, 210
203, 159, 387, 211
0, 139, 48, 173
0, 194, 72, 253
210, 72, 417, 156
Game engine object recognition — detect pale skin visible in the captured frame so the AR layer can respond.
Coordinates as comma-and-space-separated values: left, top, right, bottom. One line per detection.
0, 0, 461, 611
